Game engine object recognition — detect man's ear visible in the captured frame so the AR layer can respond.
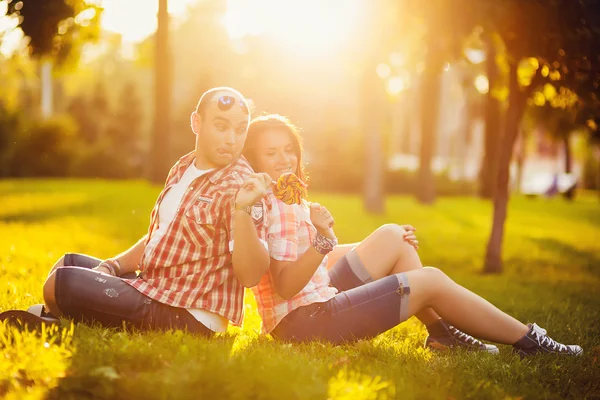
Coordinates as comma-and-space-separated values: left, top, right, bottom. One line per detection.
190, 111, 202, 135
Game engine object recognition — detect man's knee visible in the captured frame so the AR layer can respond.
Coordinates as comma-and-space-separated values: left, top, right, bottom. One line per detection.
48, 255, 66, 277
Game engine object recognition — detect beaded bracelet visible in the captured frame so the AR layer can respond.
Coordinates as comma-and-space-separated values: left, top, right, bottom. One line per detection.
312, 232, 338, 255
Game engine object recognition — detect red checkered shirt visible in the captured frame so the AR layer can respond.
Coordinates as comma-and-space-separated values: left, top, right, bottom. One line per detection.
125, 152, 268, 326
251, 193, 338, 333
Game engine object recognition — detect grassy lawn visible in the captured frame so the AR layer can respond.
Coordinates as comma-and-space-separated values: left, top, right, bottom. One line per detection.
1, 179, 599, 399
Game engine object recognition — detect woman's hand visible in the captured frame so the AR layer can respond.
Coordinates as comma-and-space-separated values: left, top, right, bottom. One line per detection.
309, 203, 335, 239
402, 224, 419, 250
235, 173, 272, 208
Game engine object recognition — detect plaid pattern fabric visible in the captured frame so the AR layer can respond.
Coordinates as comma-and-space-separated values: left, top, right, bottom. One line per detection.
252, 193, 337, 333
125, 152, 268, 326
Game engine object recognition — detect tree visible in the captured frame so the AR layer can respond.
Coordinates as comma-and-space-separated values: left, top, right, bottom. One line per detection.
478, 32, 502, 199
7, 0, 101, 118
361, 55, 386, 213
483, 0, 600, 273
149, 0, 171, 183
403, 0, 477, 204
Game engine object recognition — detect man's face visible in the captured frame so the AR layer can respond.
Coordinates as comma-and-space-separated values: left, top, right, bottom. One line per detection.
191, 91, 250, 169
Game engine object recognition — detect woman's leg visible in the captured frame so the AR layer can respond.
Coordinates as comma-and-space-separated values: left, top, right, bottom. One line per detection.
405, 267, 529, 343
276, 267, 580, 355
326, 244, 357, 268
328, 224, 440, 326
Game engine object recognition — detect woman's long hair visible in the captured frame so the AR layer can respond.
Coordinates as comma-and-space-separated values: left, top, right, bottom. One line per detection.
242, 114, 307, 183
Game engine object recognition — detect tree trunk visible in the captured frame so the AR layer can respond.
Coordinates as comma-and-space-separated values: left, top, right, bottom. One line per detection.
478, 34, 501, 199
40, 60, 53, 119
597, 151, 600, 200
149, 0, 172, 183
417, 40, 443, 204
362, 58, 385, 214
514, 129, 525, 194
483, 62, 527, 274
563, 134, 576, 200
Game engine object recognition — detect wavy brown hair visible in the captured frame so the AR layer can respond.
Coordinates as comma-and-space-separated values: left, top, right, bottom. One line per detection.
242, 114, 307, 183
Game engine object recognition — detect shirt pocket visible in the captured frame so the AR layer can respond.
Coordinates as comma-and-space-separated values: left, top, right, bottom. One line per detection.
184, 204, 222, 253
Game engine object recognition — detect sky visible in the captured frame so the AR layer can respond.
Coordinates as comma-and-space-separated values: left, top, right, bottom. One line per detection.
99, 0, 199, 43
0, 0, 363, 57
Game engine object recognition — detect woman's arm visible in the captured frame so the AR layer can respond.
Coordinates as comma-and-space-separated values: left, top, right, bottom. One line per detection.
269, 202, 336, 299
270, 247, 327, 299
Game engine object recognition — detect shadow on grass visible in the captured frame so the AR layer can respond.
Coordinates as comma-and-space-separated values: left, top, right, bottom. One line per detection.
0, 203, 94, 224
526, 237, 600, 274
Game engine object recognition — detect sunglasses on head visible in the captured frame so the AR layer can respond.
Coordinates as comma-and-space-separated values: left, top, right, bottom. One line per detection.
217, 96, 254, 115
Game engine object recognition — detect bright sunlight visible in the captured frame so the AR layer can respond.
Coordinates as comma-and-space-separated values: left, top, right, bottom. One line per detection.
99, 0, 197, 42
222, 0, 363, 54
99, 0, 363, 52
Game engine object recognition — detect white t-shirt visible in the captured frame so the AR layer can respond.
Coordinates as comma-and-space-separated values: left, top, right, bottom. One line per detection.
144, 161, 228, 333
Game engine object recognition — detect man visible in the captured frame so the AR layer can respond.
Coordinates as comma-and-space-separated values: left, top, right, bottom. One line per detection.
2, 87, 272, 336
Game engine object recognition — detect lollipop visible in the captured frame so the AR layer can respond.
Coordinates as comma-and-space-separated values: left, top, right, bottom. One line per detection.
273, 172, 307, 205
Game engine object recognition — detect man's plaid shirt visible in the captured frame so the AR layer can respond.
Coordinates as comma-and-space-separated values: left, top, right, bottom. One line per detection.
125, 152, 268, 326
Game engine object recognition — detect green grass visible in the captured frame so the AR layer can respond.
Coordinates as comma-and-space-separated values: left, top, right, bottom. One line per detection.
1, 179, 599, 400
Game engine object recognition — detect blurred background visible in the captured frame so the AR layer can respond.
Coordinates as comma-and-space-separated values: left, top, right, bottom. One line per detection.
1, 0, 599, 192
0, 0, 599, 273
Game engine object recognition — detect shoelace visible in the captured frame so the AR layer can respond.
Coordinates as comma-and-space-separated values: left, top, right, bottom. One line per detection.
531, 326, 568, 352
448, 326, 483, 347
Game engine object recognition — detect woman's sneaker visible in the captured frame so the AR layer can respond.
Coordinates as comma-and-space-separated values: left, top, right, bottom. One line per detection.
512, 323, 583, 357
425, 322, 499, 354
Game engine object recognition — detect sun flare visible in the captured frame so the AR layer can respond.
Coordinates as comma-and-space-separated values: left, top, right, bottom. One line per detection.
222, 0, 363, 54
98, 0, 197, 42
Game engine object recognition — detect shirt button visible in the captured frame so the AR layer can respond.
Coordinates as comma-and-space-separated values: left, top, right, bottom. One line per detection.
189, 187, 194, 191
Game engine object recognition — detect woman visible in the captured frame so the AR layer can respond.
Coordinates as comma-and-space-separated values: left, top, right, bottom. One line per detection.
241, 114, 582, 357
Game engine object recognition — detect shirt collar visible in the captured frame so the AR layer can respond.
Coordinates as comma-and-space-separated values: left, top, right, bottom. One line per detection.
208, 155, 252, 184
175, 151, 253, 185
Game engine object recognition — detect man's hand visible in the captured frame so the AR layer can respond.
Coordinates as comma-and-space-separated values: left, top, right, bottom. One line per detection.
235, 173, 272, 209
402, 224, 418, 250
92, 264, 114, 276
309, 203, 335, 239
92, 259, 121, 276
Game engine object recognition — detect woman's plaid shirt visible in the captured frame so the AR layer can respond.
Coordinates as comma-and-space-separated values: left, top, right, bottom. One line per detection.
125, 152, 268, 326
251, 193, 338, 333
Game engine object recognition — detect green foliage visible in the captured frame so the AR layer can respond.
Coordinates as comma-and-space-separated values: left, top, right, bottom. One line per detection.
69, 81, 145, 178
0, 108, 25, 177
7, 115, 77, 177
7, 0, 101, 66
0, 81, 145, 179
1, 180, 599, 399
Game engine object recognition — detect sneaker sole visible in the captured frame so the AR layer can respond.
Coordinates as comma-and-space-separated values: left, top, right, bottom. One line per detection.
427, 341, 500, 354
0, 310, 59, 329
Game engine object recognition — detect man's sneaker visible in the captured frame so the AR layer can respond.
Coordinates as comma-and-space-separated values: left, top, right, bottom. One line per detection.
425, 324, 499, 354
0, 309, 58, 330
512, 323, 583, 357
27, 303, 58, 320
